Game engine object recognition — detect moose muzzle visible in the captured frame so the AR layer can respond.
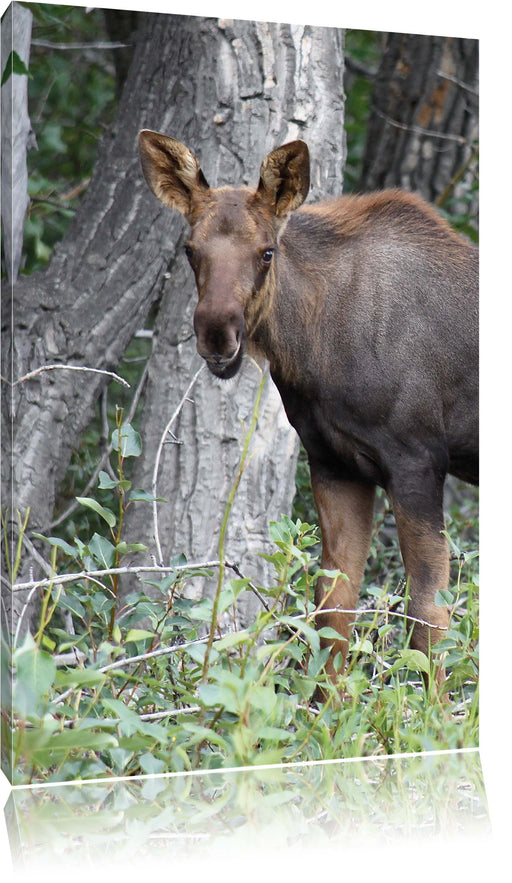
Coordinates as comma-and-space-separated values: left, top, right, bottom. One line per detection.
193, 301, 245, 379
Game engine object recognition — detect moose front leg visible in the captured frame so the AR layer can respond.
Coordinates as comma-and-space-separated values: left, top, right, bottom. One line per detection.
310, 468, 376, 679
388, 468, 450, 686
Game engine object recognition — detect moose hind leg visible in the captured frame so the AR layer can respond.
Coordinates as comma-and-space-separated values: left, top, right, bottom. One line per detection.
311, 469, 376, 679
389, 469, 450, 685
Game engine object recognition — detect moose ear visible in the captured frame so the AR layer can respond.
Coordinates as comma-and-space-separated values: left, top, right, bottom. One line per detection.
138, 129, 209, 218
257, 140, 310, 217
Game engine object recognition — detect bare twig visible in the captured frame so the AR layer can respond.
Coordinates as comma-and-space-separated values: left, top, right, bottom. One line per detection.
32, 40, 132, 50
21, 532, 54, 577
436, 69, 479, 96
99, 636, 209, 673
374, 108, 469, 145
8, 364, 130, 388
152, 364, 204, 564
11, 559, 224, 592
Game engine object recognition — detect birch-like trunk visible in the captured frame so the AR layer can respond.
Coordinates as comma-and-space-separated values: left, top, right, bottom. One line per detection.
2, 12, 345, 635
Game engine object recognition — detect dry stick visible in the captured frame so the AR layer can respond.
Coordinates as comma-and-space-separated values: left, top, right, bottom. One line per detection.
11, 560, 224, 592
31, 40, 132, 50
374, 108, 470, 145
152, 364, 204, 565
8, 363, 130, 388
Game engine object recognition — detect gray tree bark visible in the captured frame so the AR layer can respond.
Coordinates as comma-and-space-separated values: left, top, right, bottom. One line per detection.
360, 34, 478, 213
1, 2, 33, 282
122, 16, 346, 624
2, 13, 345, 636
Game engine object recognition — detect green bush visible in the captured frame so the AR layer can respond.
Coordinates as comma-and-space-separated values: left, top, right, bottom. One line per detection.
5, 392, 479, 785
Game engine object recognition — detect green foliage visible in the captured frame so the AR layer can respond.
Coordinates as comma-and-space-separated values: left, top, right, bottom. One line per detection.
7, 405, 479, 785
343, 29, 384, 192
18, 5, 118, 276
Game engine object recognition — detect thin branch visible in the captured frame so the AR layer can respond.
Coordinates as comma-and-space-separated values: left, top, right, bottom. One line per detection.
139, 706, 201, 720
21, 532, 54, 577
99, 636, 210, 673
30, 196, 77, 212
32, 40, 132, 50
152, 364, 204, 564
315, 606, 448, 631
11, 559, 225, 592
374, 107, 469, 145
8, 364, 130, 388
436, 69, 479, 97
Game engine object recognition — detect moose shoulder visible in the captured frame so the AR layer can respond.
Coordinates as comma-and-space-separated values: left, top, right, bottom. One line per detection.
138, 130, 478, 686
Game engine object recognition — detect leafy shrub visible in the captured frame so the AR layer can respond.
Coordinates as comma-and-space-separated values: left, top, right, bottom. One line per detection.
5, 396, 479, 785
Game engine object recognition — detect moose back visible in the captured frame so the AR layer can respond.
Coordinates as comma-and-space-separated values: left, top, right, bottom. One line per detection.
138, 132, 478, 684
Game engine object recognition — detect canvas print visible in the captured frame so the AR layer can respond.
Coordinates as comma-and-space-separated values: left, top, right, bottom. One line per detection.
1, 2, 479, 790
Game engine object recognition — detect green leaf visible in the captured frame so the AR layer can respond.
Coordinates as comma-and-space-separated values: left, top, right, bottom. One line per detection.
185, 642, 218, 666
76, 497, 116, 527
278, 616, 320, 654
198, 683, 228, 707
12, 634, 56, 718
56, 591, 86, 619
256, 726, 292, 742
317, 626, 345, 640
214, 630, 250, 651
1, 50, 30, 86
111, 423, 142, 458
115, 541, 147, 555
88, 533, 116, 567
398, 649, 431, 674
32, 533, 77, 558
250, 685, 277, 717
139, 752, 166, 775
39, 729, 118, 754
55, 668, 106, 689
435, 588, 455, 607
129, 489, 166, 503
97, 471, 119, 489
102, 698, 147, 737
307, 646, 331, 679
125, 629, 154, 643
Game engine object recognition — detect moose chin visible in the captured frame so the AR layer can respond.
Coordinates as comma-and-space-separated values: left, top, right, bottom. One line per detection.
138, 129, 479, 689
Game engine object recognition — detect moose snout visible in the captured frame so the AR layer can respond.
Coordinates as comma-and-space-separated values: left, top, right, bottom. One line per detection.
193, 302, 245, 378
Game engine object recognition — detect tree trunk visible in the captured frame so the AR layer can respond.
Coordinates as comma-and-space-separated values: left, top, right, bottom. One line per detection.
360, 33, 478, 212
122, 16, 346, 624
2, 13, 345, 636
1, 2, 33, 283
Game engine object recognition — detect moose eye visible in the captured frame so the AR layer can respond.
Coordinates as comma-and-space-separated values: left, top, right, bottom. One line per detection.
261, 248, 274, 266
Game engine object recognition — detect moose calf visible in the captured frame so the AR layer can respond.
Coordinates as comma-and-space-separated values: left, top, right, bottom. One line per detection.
138, 131, 478, 686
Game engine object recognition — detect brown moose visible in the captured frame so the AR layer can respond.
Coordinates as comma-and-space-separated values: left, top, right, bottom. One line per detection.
138, 131, 479, 686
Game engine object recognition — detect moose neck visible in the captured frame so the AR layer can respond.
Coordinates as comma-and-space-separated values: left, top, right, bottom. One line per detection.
248, 215, 328, 391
